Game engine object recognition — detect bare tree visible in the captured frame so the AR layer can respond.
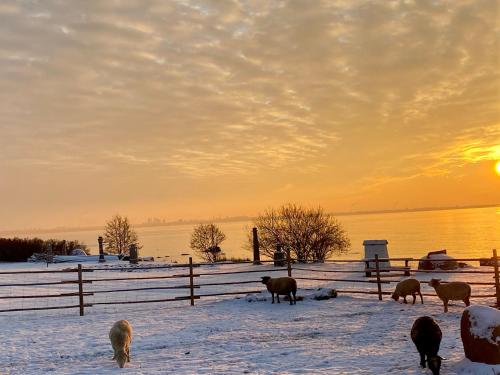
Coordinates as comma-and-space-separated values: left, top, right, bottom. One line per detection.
104, 215, 140, 256
190, 223, 226, 262
250, 204, 350, 262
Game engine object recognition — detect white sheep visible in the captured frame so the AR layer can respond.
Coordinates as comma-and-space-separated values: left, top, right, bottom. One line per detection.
391, 278, 423, 304
109, 320, 132, 368
429, 278, 471, 313
261, 276, 297, 305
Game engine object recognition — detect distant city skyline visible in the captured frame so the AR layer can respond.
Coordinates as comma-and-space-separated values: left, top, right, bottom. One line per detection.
0, 0, 499, 231
3, 202, 498, 235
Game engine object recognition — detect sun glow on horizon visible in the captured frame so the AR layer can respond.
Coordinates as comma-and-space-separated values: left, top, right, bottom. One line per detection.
495, 161, 500, 176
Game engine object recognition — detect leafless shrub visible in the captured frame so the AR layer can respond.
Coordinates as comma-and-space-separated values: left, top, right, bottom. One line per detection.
190, 223, 226, 262
104, 215, 140, 255
250, 204, 350, 262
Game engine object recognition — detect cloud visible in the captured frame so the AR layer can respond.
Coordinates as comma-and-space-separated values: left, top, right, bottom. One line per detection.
0, 0, 498, 227
357, 123, 500, 191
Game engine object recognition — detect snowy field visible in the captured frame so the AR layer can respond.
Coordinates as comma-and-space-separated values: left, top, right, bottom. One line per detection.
0, 261, 499, 374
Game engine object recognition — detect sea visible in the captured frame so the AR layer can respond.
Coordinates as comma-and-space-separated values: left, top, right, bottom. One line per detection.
4, 206, 500, 263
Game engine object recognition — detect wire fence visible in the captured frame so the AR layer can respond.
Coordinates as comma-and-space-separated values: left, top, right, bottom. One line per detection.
0, 249, 498, 316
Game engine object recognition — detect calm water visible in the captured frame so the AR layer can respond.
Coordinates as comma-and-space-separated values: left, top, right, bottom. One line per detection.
5, 207, 500, 262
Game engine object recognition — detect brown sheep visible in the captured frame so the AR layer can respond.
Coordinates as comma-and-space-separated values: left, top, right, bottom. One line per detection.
109, 320, 132, 368
411, 316, 443, 375
261, 276, 297, 305
429, 278, 471, 313
391, 278, 423, 304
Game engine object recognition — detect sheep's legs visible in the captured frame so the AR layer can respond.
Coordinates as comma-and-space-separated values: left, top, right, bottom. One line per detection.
418, 291, 423, 304
443, 299, 449, 313
126, 346, 130, 362
292, 291, 297, 304
419, 352, 426, 368
277, 294, 280, 303
464, 296, 470, 307
288, 292, 293, 305
403, 296, 407, 304
412, 294, 416, 304
271, 292, 275, 304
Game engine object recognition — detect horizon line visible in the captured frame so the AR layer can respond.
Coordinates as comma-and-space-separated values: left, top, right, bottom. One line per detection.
1, 202, 498, 237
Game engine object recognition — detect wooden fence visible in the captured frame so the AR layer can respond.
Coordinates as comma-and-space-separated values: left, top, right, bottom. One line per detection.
0, 249, 498, 316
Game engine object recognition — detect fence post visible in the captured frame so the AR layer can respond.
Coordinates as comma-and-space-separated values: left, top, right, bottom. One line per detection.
286, 249, 292, 277
77, 264, 84, 316
189, 257, 195, 306
375, 254, 382, 301
47, 243, 53, 268
404, 259, 410, 276
98, 236, 105, 263
129, 244, 138, 264
493, 249, 500, 309
252, 227, 261, 265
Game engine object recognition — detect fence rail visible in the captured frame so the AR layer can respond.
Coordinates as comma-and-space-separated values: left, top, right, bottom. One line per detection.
0, 249, 498, 316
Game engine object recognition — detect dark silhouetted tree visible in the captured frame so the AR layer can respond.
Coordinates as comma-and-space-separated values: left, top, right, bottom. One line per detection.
190, 223, 226, 262
250, 204, 350, 262
104, 215, 140, 256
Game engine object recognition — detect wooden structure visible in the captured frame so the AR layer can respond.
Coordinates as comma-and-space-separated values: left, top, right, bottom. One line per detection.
252, 227, 261, 265
98, 236, 105, 263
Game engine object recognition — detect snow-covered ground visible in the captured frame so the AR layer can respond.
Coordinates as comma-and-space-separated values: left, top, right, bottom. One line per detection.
0, 261, 499, 374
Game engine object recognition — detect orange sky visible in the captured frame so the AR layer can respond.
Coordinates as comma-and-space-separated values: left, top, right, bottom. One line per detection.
0, 0, 499, 230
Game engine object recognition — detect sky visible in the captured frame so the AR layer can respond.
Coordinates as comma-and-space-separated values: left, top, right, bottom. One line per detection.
0, 0, 499, 230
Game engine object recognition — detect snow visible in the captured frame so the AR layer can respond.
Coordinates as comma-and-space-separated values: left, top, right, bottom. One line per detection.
70, 249, 87, 256
245, 288, 337, 303
454, 359, 500, 375
0, 261, 499, 374
422, 253, 457, 266
308, 287, 338, 300
466, 305, 500, 344
28, 254, 120, 263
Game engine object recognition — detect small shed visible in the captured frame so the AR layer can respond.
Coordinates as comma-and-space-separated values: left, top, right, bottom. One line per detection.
363, 240, 391, 269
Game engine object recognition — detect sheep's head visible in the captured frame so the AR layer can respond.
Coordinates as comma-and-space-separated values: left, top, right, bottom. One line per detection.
261, 276, 271, 285
115, 350, 127, 368
427, 355, 442, 375
391, 292, 399, 301
429, 279, 441, 288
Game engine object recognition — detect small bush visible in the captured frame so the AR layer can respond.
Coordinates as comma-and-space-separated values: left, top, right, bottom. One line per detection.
250, 204, 350, 262
190, 223, 226, 263
104, 215, 140, 255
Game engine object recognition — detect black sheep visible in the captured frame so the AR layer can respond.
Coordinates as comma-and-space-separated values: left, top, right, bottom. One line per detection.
410, 316, 443, 375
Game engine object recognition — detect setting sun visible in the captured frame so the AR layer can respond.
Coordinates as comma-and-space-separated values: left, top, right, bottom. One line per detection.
496, 161, 500, 176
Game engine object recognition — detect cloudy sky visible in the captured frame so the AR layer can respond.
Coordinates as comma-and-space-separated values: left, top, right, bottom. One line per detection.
0, 0, 499, 230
